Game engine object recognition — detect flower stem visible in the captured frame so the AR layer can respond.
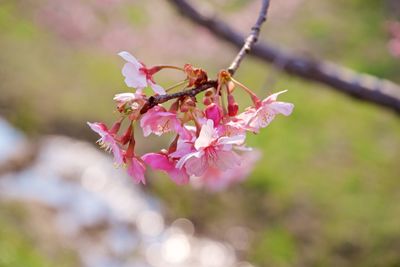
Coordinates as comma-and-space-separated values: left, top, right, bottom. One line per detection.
155, 65, 185, 71
165, 79, 188, 92
231, 77, 260, 105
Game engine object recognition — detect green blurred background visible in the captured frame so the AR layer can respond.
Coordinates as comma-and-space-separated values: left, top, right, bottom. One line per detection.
1, 0, 400, 266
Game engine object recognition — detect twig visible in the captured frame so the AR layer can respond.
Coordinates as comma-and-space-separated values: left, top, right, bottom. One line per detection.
140, 80, 218, 113
140, 1, 271, 113
228, 0, 270, 75
167, 0, 400, 115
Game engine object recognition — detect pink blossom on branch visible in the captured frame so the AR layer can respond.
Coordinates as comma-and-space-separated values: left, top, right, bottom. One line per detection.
176, 119, 245, 177
87, 122, 124, 165
229, 90, 294, 133
88, 51, 294, 189
142, 152, 189, 185
118, 51, 166, 95
140, 105, 183, 137
193, 150, 262, 191
126, 156, 146, 184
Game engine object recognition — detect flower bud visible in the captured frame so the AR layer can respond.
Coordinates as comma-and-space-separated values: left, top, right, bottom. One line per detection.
203, 96, 212, 106
180, 96, 196, 112
205, 89, 214, 97
205, 103, 223, 126
227, 94, 239, 116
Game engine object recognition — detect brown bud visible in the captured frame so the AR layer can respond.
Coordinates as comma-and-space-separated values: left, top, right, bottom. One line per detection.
180, 96, 197, 112
205, 89, 214, 97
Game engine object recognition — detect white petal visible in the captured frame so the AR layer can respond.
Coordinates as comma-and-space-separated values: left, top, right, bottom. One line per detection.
122, 63, 147, 89
195, 119, 216, 150
234, 145, 254, 152
118, 51, 142, 68
149, 81, 166, 95
268, 102, 294, 116
218, 134, 246, 146
264, 90, 288, 102
113, 92, 137, 102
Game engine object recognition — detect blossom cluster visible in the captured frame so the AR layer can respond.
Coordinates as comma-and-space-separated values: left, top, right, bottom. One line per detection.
88, 51, 294, 189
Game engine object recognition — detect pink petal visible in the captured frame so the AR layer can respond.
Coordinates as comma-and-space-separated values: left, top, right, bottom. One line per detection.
170, 139, 195, 158
127, 157, 146, 184
213, 150, 241, 171
169, 168, 190, 185
87, 122, 108, 137
175, 150, 203, 170
142, 153, 173, 171
184, 154, 208, 176
204, 103, 222, 126
142, 153, 189, 185
140, 106, 181, 137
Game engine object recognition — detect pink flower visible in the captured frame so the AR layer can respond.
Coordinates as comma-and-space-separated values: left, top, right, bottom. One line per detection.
140, 105, 183, 137
126, 156, 146, 184
87, 122, 124, 165
118, 51, 166, 95
142, 152, 189, 185
176, 119, 245, 176
195, 150, 261, 191
231, 90, 294, 133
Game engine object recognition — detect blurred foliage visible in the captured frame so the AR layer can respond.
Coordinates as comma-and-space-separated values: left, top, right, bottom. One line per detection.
0, 0, 400, 266
0, 203, 79, 267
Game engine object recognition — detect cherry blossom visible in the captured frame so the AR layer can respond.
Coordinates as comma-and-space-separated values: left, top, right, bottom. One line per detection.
204, 103, 223, 126
194, 150, 261, 191
140, 105, 183, 137
126, 156, 146, 184
119, 51, 166, 95
230, 90, 294, 133
87, 122, 123, 165
176, 119, 245, 176
142, 152, 189, 185
88, 52, 294, 189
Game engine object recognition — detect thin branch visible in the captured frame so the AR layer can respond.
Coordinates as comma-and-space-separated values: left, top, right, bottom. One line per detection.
140, 0, 271, 113
167, 0, 400, 115
228, 0, 270, 75
140, 80, 218, 114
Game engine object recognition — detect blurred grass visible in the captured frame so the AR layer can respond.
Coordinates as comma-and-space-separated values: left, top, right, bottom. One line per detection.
0, 203, 79, 267
0, 0, 400, 266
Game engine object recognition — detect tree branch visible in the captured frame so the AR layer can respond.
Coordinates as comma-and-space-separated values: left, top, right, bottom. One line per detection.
140, 0, 271, 114
167, 0, 400, 115
228, 0, 270, 75
140, 80, 218, 114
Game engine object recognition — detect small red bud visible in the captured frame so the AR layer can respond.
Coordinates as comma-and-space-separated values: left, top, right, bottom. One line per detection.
227, 94, 239, 116
228, 102, 239, 116
203, 96, 212, 106
205, 103, 223, 125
